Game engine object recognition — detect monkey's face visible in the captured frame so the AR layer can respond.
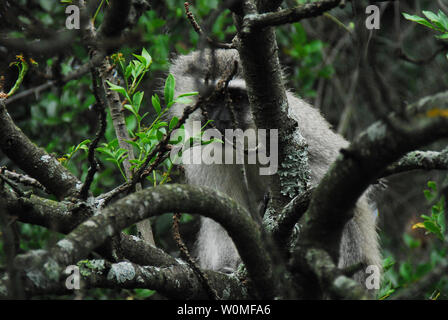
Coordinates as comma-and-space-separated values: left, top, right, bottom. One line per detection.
201, 84, 254, 134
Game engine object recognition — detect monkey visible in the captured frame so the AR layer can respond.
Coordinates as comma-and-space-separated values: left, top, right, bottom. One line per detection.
167, 48, 381, 288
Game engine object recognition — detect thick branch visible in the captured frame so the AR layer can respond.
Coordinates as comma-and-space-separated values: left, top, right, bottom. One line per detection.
272, 187, 314, 247
1, 186, 90, 233
384, 149, 448, 177
15, 184, 275, 299
0, 168, 47, 192
0, 100, 82, 199
118, 234, 179, 268
0, 259, 247, 299
1, 183, 177, 268
294, 248, 369, 299
299, 94, 448, 263
233, 1, 310, 211
78, 260, 247, 300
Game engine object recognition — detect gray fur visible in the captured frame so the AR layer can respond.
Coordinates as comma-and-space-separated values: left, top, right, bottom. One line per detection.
168, 49, 381, 287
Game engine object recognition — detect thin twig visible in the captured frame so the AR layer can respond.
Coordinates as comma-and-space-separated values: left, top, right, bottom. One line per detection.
172, 213, 219, 300
0, 168, 47, 193
5, 54, 106, 105
80, 69, 107, 199
184, 2, 234, 49
241, 0, 343, 31
0, 172, 26, 197
396, 46, 448, 66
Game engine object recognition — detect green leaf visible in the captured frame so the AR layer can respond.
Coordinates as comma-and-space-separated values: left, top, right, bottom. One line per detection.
428, 181, 438, 192
382, 257, 395, 272
123, 104, 135, 114
125, 64, 133, 80
132, 91, 144, 111
154, 127, 166, 141
402, 13, 436, 30
141, 48, 153, 69
131, 60, 144, 79
152, 94, 161, 114
438, 9, 448, 30
423, 221, 444, 241
96, 147, 114, 158
125, 140, 142, 150
133, 48, 152, 70
415, 263, 432, 278
76, 139, 91, 149
174, 96, 193, 105
399, 262, 413, 282
177, 92, 199, 98
133, 289, 155, 299
106, 81, 130, 102
153, 122, 168, 129
435, 33, 448, 40
164, 74, 175, 105
169, 116, 179, 130
140, 112, 149, 122
403, 233, 421, 249
422, 11, 445, 31
180, 214, 194, 223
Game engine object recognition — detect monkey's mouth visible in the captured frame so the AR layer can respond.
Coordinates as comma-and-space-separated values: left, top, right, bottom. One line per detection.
206, 105, 234, 133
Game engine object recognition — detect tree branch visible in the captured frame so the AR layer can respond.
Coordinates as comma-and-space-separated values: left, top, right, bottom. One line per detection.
298, 92, 448, 265
0, 168, 48, 192
14, 184, 275, 299
1, 186, 91, 234
233, 0, 311, 213
242, 0, 343, 31
294, 248, 369, 299
4, 53, 106, 106
79, 69, 107, 199
383, 149, 448, 177
272, 187, 314, 247
98, 0, 132, 39
0, 100, 82, 199
0, 259, 248, 299
78, 260, 247, 300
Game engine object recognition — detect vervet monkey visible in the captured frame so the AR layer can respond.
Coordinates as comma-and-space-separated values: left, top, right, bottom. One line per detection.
167, 49, 381, 286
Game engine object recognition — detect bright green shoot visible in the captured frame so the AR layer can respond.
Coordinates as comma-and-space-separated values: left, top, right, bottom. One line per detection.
6, 55, 37, 98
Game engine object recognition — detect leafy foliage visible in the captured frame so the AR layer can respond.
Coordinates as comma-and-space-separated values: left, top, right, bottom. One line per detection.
403, 10, 448, 60
379, 181, 448, 300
